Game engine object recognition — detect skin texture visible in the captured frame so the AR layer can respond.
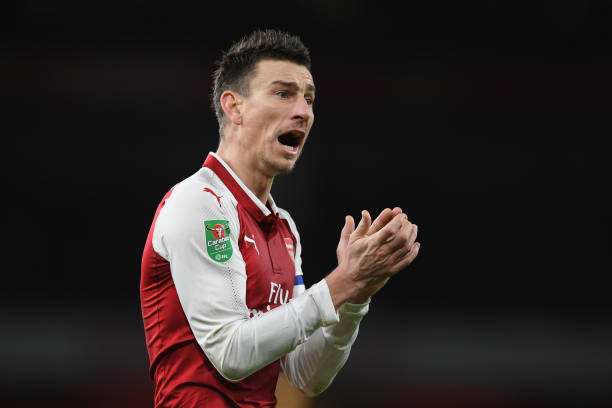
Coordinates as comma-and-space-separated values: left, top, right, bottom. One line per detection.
215, 58, 420, 310
327, 209, 420, 308
335, 208, 420, 305
217, 59, 315, 204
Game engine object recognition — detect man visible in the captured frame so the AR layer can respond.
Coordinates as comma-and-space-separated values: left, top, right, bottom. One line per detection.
140, 29, 420, 408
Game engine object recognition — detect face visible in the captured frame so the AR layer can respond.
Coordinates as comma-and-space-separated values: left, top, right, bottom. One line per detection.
238, 59, 315, 176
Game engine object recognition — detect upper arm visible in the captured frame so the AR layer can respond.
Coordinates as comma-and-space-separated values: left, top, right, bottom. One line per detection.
152, 180, 249, 371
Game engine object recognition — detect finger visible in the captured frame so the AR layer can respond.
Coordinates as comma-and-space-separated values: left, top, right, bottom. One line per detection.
368, 208, 397, 235
368, 207, 403, 235
406, 223, 418, 249
385, 231, 412, 266
386, 229, 419, 264
371, 213, 406, 245
351, 210, 371, 241
341, 215, 355, 240
387, 221, 417, 250
336, 215, 355, 264
368, 208, 391, 235
389, 242, 420, 274
385, 219, 414, 253
336, 215, 355, 258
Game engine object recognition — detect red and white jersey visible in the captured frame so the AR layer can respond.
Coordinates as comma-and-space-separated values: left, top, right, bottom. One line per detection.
141, 152, 369, 408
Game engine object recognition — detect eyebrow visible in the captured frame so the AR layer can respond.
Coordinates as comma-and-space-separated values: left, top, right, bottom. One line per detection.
269, 80, 316, 94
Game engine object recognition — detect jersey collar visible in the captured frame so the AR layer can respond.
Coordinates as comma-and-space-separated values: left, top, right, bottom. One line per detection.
203, 152, 279, 224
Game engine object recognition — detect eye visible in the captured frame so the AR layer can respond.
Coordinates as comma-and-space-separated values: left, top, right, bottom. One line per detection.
277, 91, 288, 99
305, 96, 314, 105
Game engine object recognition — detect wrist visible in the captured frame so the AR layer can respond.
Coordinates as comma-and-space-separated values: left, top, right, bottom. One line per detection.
325, 264, 357, 310
346, 295, 371, 305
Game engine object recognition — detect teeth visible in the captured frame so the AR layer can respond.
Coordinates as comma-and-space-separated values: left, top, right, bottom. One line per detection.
281, 143, 297, 152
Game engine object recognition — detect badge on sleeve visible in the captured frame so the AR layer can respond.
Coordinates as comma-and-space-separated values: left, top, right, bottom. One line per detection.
204, 220, 233, 262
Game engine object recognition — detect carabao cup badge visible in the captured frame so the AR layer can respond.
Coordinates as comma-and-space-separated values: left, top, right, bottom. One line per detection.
204, 220, 233, 263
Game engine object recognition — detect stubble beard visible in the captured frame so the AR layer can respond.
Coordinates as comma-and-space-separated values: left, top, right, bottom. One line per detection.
262, 155, 298, 176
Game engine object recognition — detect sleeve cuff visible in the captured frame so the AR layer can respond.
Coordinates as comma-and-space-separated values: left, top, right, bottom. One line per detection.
309, 279, 340, 326
339, 300, 370, 320
320, 297, 369, 348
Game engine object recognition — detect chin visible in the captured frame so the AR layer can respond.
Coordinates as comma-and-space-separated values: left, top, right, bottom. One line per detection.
277, 165, 295, 175
274, 161, 296, 175
264, 157, 297, 175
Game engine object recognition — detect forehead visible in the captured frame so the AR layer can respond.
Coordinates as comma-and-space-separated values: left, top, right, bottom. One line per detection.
250, 59, 314, 91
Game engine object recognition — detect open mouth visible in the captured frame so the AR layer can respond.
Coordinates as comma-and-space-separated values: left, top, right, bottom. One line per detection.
277, 131, 303, 153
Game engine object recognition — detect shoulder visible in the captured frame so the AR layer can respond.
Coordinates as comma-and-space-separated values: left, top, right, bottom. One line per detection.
164, 168, 237, 215
156, 168, 241, 238
277, 207, 300, 239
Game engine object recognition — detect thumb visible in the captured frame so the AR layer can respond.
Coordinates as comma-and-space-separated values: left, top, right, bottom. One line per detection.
351, 210, 371, 240
337, 215, 355, 263
341, 215, 355, 240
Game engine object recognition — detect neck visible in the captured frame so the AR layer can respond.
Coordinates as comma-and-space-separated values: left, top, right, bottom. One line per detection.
216, 145, 274, 205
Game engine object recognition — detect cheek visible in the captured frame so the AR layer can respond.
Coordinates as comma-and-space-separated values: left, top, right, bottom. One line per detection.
246, 104, 279, 126
242, 100, 288, 140
244, 106, 264, 125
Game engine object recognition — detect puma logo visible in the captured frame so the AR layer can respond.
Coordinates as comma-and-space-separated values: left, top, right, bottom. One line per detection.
203, 187, 223, 207
244, 235, 260, 255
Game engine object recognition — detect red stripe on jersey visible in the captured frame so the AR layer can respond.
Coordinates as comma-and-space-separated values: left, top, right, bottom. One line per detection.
141, 187, 195, 375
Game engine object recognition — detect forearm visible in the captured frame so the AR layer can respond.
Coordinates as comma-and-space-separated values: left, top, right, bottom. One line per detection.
281, 301, 369, 396
201, 279, 339, 382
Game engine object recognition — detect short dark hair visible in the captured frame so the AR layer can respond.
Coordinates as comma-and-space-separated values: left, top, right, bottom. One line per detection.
210, 29, 311, 134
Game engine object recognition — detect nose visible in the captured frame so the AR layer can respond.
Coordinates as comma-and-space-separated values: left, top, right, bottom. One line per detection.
291, 95, 313, 124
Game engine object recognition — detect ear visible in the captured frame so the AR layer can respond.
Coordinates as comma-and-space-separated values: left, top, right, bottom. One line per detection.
220, 90, 243, 126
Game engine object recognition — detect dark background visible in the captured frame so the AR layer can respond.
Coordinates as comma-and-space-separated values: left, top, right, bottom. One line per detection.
4, 1, 611, 407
